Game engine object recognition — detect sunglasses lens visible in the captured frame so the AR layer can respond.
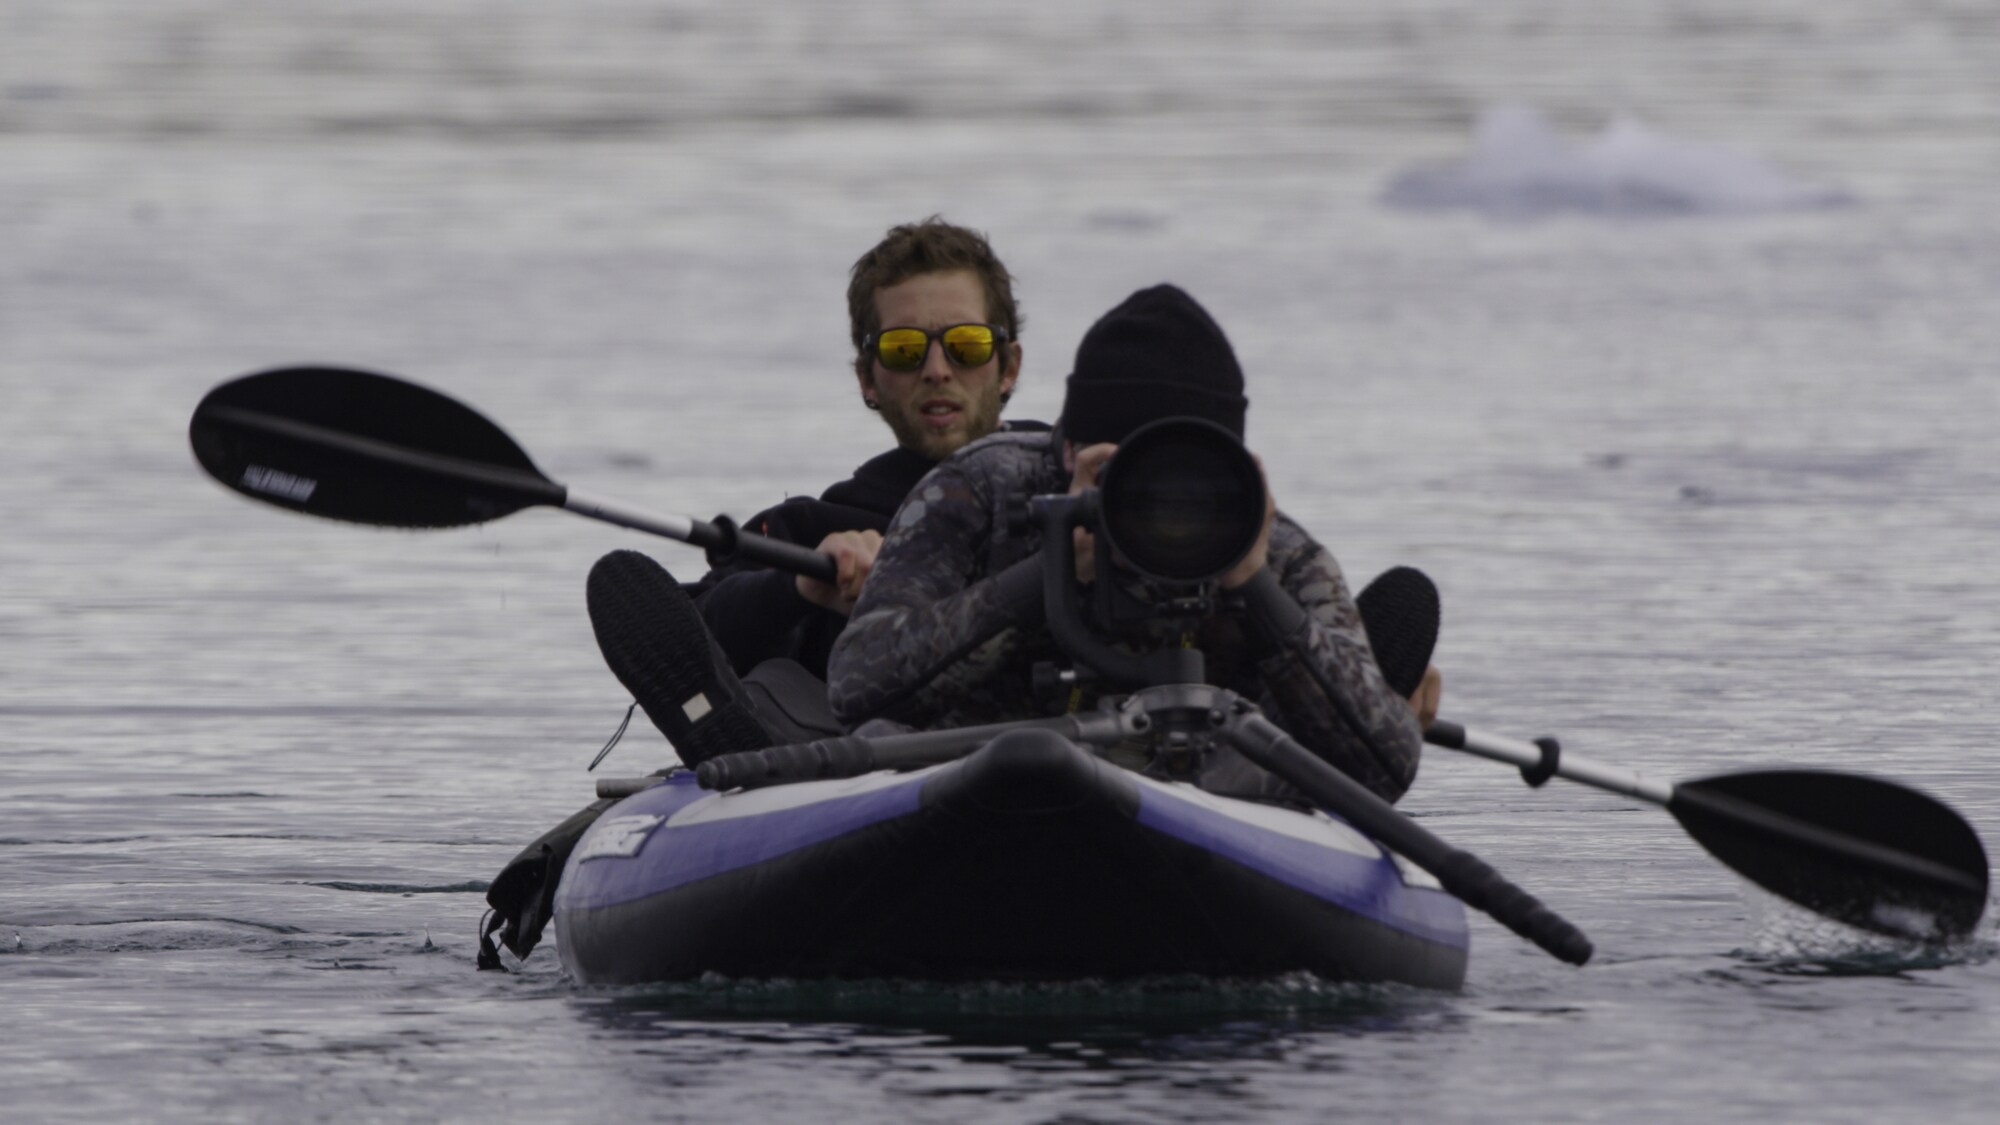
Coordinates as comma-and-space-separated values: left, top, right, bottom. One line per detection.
875, 329, 930, 371
941, 324, 996, 367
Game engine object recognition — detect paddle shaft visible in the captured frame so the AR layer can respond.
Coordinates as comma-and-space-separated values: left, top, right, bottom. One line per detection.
563, 488, 836, 581
1425, 720, 1673, 804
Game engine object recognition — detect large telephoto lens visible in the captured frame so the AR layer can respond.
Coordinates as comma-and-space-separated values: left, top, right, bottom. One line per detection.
1097, 418, 1265, 584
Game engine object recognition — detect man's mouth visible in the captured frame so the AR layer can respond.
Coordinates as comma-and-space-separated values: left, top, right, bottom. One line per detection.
920, 400, 964, 428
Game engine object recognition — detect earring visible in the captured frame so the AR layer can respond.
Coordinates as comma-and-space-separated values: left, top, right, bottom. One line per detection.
865, 397, 880, 411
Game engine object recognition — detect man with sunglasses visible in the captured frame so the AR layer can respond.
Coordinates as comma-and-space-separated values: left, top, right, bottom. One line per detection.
586, 218, 1044, 762
480, 219, 1038, 965
827, 284, 1430, 804
680, 221, 1031, 681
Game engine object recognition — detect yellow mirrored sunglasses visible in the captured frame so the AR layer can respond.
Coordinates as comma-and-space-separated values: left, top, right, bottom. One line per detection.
864, 324, 1010, 372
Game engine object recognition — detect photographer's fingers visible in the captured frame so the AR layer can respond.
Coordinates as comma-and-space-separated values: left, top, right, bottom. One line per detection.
1064, 442, 1115, 584
1069, 442, 1117, 494
1409, 665, 1442, 727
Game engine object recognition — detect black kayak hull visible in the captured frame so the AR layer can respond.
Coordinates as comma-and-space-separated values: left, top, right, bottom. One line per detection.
554, 734, 1469, 989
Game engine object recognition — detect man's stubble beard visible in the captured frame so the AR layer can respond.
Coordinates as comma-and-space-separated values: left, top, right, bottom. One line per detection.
877, 379, 1009, 462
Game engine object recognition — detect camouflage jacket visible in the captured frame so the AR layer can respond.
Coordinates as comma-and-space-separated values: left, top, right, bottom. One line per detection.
826, 430, 1422, 802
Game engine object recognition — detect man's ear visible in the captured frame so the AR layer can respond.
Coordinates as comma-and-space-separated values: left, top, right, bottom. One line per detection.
1000, 340, 1023, 398
1061, 439, 1076, 474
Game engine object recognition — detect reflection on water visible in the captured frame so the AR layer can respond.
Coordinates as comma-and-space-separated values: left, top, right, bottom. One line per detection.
568, 977, 1466, 1121
579, 972, 1454, 1033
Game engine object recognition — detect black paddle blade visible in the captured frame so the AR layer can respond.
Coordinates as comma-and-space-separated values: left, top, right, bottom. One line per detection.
1670, 770, 1989, 940
190, 366, 564, 528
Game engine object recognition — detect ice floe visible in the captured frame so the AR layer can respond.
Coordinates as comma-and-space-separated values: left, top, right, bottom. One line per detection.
1382, 105, 1855, 218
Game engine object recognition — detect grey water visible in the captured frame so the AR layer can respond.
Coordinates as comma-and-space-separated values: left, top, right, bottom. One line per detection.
5, 1, 2000, 1120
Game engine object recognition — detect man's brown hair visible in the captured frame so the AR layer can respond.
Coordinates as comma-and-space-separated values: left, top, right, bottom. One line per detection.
847, 217, 1022, 372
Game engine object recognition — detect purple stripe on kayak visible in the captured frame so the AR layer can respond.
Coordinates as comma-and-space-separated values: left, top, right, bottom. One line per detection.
1135, 789, 1469, 949
555, 772, 925, 913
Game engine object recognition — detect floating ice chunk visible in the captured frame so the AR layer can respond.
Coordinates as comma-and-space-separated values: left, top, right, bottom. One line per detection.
1382, 105, 1855, 217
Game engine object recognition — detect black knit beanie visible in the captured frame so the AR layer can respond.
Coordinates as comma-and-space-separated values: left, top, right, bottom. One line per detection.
1059, 284, 1248, 446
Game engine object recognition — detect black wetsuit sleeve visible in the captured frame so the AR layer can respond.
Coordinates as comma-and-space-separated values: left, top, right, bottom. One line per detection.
687, 495, 892, 680
827, 459, 1044, 728
695, 566, 818, 676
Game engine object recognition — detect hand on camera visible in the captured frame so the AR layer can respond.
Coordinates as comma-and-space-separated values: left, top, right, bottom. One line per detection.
1067, 442, 1118, 584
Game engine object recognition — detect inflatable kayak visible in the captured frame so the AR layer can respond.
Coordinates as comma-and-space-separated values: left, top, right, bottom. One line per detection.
554, 730, 1470, 989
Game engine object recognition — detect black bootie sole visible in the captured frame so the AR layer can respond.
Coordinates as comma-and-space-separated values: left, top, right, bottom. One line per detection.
1355, 565, 1441, 700
586, 549, 775, 766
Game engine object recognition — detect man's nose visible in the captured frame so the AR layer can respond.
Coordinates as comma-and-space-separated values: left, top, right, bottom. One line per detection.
920, 339, 956, 380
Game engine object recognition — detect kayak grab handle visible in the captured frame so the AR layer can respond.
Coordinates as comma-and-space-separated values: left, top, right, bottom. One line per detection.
595, 776, 665, 799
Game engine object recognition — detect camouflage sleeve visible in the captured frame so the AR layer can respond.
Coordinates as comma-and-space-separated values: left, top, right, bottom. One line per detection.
826, 460, 1044, 728
1240, 517, 1422, 802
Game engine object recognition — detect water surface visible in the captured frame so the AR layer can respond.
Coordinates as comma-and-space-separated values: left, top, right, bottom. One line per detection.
5, 2, 2000, 1121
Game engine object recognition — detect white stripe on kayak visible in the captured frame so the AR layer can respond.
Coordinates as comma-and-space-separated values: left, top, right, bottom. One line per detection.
1134, 775, 1446, 890
1133, 775, 1381, 857
663, 766, 935, 828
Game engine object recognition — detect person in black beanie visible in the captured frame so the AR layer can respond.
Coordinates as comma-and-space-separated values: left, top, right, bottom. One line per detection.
1057, 284, 1440, 718
1054, 284, 1257, 591
828, 284, 1436, 806
1060, 283, 1248, 445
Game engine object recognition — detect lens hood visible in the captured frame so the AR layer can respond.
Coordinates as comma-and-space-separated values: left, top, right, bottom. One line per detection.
1096, 417, 1265, 584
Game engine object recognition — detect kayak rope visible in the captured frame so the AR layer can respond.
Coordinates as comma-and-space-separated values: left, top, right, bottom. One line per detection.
475, 908, 507, 972
587, 702, 641, 772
